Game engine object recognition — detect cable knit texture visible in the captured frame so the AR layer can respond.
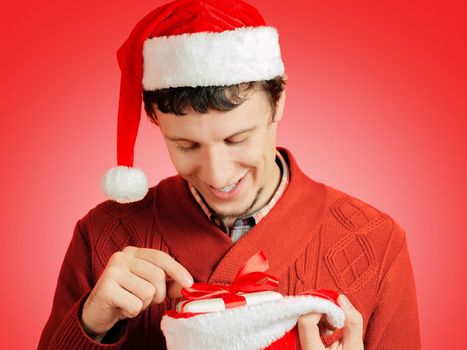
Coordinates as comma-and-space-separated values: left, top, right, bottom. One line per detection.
38, 147, 421, 349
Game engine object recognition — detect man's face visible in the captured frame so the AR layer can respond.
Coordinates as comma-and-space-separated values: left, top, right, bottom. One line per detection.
155, 87, 286, 220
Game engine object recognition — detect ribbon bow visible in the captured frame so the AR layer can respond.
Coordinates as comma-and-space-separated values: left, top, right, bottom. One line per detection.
181, 250, 279, 309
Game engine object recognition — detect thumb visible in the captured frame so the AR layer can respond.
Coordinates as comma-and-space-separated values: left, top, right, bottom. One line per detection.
337, 294, 364, 349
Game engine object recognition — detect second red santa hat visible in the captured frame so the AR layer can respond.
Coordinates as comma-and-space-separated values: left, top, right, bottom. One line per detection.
101, 0, 285, 203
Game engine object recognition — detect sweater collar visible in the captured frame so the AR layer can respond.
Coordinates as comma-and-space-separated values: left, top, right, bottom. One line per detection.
152, 147, 327, 285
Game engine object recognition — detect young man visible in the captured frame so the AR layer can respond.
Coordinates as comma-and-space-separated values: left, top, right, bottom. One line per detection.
38, 0, 421, 349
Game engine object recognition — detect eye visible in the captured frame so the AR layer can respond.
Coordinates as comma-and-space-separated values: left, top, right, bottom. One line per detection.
225, 137, 247, 147
176, 143, 199, 152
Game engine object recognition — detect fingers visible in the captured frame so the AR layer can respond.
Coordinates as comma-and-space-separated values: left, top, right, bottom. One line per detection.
119, 246, 194, 306
116, 268, 158, 310
297, 313, 326, 350
123, 247, 194, 288
337, 294, 364, 350
298, 302, 361, 350
327, 341, 343, 350
107, 281, 145, 319
167, 279, 185, 299
320, 315, 337, 336
128, 257, 167, 304
83, 247, 193, 335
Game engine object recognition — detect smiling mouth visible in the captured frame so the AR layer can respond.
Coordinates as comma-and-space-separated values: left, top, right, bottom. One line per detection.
208, 171, 248, 194
212, 178, 242, 192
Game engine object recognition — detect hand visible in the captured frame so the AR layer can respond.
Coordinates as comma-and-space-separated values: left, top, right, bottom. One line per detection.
80, 246, 194, 339
297, 294, 364, 350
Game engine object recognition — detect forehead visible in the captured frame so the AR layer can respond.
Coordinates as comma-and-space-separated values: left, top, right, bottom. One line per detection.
156, 88, 271, 141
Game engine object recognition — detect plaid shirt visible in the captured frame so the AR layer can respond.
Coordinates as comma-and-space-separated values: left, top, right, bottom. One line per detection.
188, 150, 290, 243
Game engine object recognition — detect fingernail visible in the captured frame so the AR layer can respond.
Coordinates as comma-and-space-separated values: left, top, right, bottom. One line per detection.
184, 277, 194, 287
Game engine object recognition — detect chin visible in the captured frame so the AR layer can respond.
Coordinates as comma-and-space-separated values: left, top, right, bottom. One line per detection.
212, 191, 260, 218
207, 198, 249, 215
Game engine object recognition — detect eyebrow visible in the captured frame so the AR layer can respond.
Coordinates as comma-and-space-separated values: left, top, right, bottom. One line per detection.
165, 126, 258, 142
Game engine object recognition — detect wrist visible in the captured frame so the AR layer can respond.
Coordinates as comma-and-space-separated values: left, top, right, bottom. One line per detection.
80, 306, 109, 341
81, 320, 107, 341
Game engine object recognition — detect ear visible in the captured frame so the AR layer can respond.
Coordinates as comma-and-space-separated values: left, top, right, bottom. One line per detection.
151, 106, 160, 126
153, 114, 160, 126
273, 88, 286, 123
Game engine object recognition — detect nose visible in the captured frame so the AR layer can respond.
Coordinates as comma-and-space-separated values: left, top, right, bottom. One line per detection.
200, 145, 235, 188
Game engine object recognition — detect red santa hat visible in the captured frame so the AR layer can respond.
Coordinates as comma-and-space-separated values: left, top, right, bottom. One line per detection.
161, 294, 345, 349
160, 250, 345, 349
101, 0, 285, 203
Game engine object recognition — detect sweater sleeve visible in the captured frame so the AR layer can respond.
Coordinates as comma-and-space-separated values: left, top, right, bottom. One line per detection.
37, 217, 141, 349
364, 227, 421, 350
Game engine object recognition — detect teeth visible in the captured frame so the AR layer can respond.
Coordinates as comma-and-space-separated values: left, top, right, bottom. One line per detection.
217, 183, 236, 192
216, 179, 240, 192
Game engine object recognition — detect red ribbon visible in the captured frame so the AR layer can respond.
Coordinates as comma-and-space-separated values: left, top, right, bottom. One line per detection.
181, 250, 279, 309
300, 289, 340, 306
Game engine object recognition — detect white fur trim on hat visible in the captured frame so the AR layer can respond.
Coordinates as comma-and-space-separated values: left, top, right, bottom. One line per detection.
142, 26, 285, 89
101, 166, 148, 203
161, 295, 345, 350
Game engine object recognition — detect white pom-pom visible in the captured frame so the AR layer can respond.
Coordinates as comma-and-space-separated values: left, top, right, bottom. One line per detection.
101, 166, 148, 203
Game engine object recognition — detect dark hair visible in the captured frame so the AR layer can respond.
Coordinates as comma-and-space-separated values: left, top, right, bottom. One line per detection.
143, 75, 287, 124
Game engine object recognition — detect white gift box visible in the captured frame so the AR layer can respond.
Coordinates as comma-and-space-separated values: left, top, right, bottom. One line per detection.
175, 290, 283, 313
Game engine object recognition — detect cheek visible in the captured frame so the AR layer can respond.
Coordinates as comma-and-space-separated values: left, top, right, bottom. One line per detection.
236, 139, 270, 170
233, 139, 260, 164
166, 148, 197, 176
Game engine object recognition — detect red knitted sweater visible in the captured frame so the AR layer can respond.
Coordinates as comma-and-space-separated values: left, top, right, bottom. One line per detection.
38, 147, 421, 349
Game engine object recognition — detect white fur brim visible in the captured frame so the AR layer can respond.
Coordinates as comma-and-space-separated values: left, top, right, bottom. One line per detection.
142, 26, 285, 89
161, 295, 344, 350
101, 166, 148, 203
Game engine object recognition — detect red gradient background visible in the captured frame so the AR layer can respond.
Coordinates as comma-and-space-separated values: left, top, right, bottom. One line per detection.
1, 0, 466, 348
